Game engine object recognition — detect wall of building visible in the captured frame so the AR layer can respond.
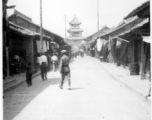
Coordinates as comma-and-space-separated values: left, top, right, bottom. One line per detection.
28, 23, 37, 32
8, 31, 34, 75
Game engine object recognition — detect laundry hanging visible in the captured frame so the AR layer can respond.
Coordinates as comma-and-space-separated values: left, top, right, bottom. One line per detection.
36, 40, 47, 53
36, 41, 41, 53
42, 40, 47, 52
96, 38, 102, 51
116, 38, 122, 48
108, 36, 114, 51
142, 36, 150, 43
47, 41, 49, 50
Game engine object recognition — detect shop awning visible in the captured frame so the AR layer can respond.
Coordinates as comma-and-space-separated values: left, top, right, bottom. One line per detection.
117, 18, 149, 37
10, 23, 37, 36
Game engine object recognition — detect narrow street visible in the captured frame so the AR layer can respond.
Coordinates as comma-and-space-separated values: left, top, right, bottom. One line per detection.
4, 56, 150, 120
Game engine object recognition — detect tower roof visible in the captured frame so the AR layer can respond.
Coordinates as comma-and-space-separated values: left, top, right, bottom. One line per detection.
68, 28, 83, 33
69, 16, 81, 25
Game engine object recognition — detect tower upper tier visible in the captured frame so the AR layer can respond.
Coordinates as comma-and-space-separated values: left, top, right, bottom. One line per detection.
69, 16, 81, 26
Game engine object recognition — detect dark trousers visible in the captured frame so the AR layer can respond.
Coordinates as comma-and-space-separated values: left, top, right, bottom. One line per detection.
26, 73, 32, 85
41, 62, 47, 80
61, 72, 71, 87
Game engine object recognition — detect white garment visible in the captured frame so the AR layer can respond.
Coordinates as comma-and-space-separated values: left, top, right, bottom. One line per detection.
39, 55, 48, 65
36, 40, 47, 53
116, 39, 122, 48
36, 41, 41, 53
142, 36, 150, 43
97, 38, 102, 51
42, 41, 47, 52
47, 41, 49, 50
51, 55, 58, 61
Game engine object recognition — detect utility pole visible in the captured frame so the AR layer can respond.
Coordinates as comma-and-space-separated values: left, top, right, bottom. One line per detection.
86, 26, 87, 38
96, 0, 99, 59
3, 1, 16, 77
97, 0, 99, 32
64, 15, 67, 41
40, 0, 43, 53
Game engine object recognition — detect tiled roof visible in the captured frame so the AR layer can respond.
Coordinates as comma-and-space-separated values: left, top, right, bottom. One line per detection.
15, 10, 32, 22
8, 10, 63, 40
69, 17, 81, 25
124, 1, 150, 19
66, 36, 85, 40
9, 22, 52, 39
9, 22, 37, 36
118, 18, 149, 37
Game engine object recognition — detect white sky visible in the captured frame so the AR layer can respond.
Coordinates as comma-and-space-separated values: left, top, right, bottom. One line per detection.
7, 0, 148, 38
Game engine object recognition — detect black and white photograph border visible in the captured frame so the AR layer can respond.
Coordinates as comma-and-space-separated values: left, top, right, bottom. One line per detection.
2, 0, 151, 120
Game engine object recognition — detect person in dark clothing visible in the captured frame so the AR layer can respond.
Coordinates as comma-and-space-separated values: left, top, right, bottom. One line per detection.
59, 50, 71, 90
146, 59, 151, 97
26, 62, 32, 87
39, 53, 48, 81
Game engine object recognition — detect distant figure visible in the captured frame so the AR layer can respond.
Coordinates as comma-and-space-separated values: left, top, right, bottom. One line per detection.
80, 49, 84, 57
39, 53, 48, 81
26, 61, 32, 87
59, 50, 71, 90
51, 53, 58, 71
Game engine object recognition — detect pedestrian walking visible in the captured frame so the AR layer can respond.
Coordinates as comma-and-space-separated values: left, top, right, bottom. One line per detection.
146, 60, 151, 97
147, 79, 151, 97
59, 50, 71, 90
80, 49, 84, 57
39, 53, 48, 81
51, 53, 58, 71
26, 61, 32, 87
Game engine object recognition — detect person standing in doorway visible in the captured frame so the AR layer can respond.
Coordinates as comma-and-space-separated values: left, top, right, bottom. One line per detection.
39, 53, 48, 81
59, 50, 71, 90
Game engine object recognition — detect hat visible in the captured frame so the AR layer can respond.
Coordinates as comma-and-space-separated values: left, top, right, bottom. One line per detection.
61, 50, 66, 53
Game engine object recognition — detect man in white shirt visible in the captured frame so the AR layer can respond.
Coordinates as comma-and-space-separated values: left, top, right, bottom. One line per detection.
39, 53, 48, 80
51, 53, 58, 71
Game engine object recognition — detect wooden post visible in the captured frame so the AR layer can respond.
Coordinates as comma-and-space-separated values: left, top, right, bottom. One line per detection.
132, 41, 135, 63
5, 32, 10, 77
6, 46, 10, 77
141, 40, 145, 79
40, 0, 43, 53
4, 31, 10, 77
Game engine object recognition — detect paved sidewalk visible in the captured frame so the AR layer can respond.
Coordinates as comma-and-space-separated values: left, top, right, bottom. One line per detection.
3, 71, 41, 93
88, 56, 151, 103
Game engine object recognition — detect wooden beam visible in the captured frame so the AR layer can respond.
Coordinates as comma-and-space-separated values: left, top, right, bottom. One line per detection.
117, 37, 130, 43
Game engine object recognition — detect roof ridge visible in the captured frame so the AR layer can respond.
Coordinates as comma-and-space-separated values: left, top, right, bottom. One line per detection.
14, 9, 32, 22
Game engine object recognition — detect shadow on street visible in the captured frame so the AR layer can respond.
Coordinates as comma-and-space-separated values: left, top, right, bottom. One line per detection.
70, 88, 84, 90
3, 72, 61, 120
